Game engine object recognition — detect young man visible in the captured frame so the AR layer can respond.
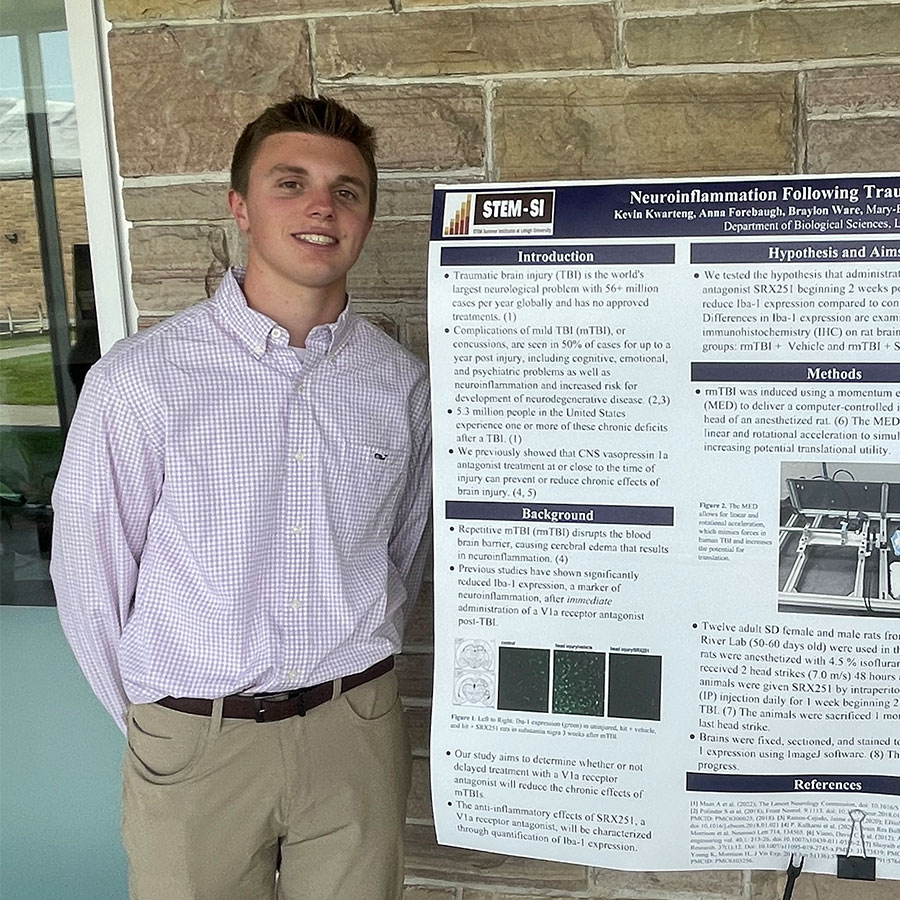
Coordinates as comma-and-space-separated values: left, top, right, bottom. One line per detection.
51, 96, 432, 900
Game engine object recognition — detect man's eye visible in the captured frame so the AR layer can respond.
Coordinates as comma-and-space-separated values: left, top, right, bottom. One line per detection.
280, 181, 300, 189
337, 189, 357, 201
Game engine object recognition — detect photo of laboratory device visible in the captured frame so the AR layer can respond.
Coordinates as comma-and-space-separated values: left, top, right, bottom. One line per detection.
778, 462, 900, 617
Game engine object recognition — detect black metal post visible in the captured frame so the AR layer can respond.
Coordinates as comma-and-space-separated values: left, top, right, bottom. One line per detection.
21, 29, 77, 439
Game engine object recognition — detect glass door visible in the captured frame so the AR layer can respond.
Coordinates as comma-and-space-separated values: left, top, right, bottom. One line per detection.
1, 2, 106, 605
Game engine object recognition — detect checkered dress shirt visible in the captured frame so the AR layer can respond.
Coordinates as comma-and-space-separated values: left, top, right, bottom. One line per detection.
51, 268, 432, 731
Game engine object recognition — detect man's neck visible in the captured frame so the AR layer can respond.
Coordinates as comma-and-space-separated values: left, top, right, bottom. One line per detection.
241, 267, 347, 347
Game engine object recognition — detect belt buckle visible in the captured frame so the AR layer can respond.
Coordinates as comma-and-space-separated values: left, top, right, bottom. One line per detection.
252, 695, 270, 723
252, 690, 306, 722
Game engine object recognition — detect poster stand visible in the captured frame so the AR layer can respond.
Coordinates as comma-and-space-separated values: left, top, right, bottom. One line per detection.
780, 854, 803, 900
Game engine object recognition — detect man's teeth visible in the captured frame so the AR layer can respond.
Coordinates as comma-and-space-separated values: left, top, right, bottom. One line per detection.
296, 234, 336, 245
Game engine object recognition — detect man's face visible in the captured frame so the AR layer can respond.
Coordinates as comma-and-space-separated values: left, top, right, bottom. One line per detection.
228, 131, 373, 298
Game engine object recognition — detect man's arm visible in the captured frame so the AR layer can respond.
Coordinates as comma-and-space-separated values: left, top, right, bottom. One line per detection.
50, 364, 163, 731
388, 373, 433, 618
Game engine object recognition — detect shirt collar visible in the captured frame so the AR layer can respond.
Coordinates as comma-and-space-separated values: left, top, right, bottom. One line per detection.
213, 267, 355, 360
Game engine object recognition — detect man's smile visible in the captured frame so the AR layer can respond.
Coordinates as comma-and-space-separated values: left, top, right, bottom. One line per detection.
293, 233, 337, 245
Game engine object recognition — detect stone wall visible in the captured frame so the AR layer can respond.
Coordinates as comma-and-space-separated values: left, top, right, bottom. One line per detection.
103, 1, 899, 898
0, 177, 87, 325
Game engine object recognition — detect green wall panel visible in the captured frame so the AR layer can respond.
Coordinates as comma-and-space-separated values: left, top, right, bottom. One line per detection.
0, 607, 127, 899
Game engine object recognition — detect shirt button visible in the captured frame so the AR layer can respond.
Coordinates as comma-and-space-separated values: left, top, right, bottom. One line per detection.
295, 382, 304, 393
272, 327, 284, 339
289, 598, 302, 610
287, 670, 300, 684
291, 524, 304, 535
294, 451, 305, 463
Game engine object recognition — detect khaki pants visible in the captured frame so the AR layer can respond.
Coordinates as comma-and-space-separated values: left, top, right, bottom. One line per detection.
122, 671, 411, 900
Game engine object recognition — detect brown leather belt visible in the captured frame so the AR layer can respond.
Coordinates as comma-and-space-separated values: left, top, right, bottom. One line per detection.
156, 656, 394, 723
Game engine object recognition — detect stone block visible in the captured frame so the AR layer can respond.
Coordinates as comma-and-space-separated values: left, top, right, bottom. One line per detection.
404, 313, 428, 357
403, 888, 455, 900
355, 308, 400, 342
326, 85, 485, 172
123, 181, 231, 223
316, 6, 614, 78
622, 0, 754, 11
463, 894, 582, 900
105, 0, 219, 23
494, 73, 795, 180
807, 118, 900, 174
396, 652, 434, 700
109, 22, 311, 176
791, 873, 900, 899
228, 220, 248, 266
404, 824, 589, 890
625, 7, 900, 66
353, 300, 428, 358
588, 865, 744, 897
377, 177, 479, 221
138, 316, 169, 331
402, 0, 536, 5
121, 174, 465, 229
129, 223, 231, 314
348, 219, 430, 299
231, 0, 387, 16
408, 757, 433, 820
403, 705, 431, 757
406, 315, 429, 365
405, 581, 434, 647
749, 869, 783, 900
806, 66, 900, 116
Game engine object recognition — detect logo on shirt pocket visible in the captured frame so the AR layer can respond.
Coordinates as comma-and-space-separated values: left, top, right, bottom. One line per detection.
328, 440, 407, 545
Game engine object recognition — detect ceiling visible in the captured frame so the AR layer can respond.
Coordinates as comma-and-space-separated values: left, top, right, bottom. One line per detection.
0, 0, 69, 37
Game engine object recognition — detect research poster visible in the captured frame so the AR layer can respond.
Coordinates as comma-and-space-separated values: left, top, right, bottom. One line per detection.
427, 174, 900, 879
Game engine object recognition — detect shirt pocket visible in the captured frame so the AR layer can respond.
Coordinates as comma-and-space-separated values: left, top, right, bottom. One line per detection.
324, 439, 408, 547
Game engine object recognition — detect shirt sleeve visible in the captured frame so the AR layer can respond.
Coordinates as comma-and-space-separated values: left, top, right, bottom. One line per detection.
50, 364, 163, 732
388, 371, 433, 623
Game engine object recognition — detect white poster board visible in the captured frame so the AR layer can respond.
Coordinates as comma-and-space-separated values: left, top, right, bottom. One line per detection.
427, 174, 900, 880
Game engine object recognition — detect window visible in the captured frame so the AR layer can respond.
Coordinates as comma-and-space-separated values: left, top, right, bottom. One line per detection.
0, 0, 128, 605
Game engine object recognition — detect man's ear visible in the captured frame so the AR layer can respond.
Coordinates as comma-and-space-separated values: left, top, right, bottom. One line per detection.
228, 189, 250, 233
